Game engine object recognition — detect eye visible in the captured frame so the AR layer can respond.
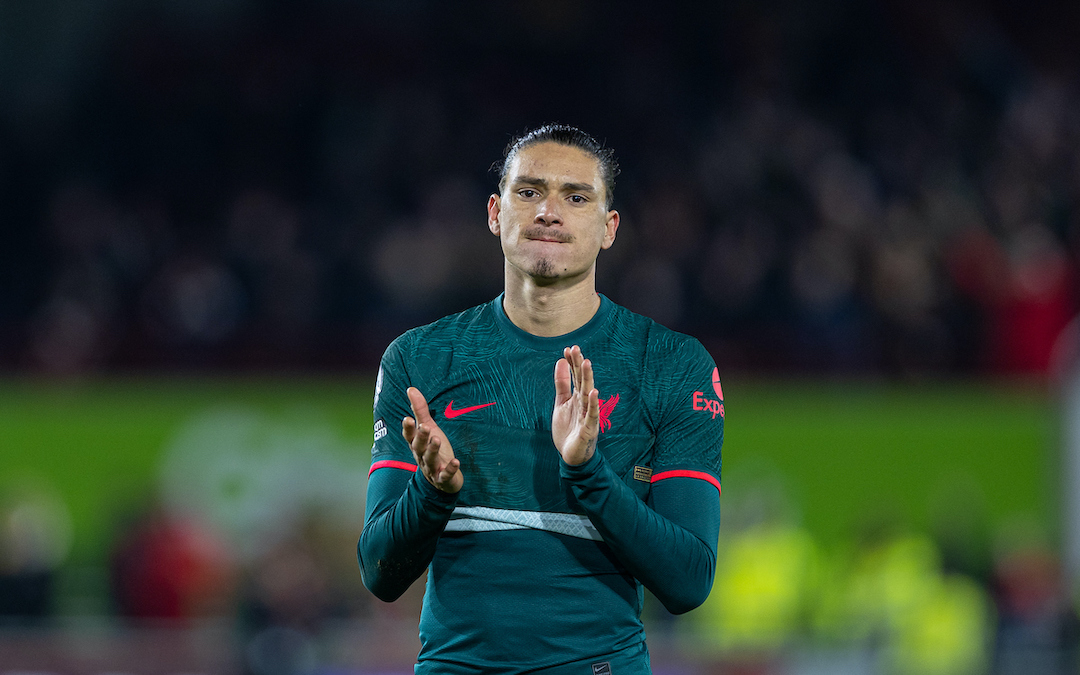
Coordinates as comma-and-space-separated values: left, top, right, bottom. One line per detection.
568, 194, 588, 204
518, 188, 539, 199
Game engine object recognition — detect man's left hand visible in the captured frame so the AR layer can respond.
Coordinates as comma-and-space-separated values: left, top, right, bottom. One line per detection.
552, 344, 600, 466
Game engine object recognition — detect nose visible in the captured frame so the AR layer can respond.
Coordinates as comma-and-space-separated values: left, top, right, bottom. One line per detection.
535, 194, 562, 225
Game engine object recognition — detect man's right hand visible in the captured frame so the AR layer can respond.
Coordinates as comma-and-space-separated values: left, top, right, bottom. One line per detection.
402, 387, 464, 493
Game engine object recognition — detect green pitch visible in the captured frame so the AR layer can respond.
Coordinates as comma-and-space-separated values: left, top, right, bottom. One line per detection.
727, 379, 1057, 547
0, 377, 1057, 572
0, 378, 375, 570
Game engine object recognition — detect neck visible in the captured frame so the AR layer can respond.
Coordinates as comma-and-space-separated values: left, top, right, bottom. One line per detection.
502, 266, 601, 337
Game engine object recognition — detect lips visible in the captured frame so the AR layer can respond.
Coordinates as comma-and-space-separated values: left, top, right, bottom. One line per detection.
523, 229, 572, 243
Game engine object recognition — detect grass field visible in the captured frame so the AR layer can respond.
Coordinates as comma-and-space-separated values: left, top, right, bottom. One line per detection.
728, 378, 1058, 547
0, 376, 1059, 573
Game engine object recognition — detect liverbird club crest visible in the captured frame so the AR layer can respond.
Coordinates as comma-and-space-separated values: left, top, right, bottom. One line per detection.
598, 393, 619, 433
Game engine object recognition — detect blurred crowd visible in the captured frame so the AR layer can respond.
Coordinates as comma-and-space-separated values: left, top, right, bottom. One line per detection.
1, 1, 1077, 378
2, 477, 1078, 674
679, 488, 1079, 675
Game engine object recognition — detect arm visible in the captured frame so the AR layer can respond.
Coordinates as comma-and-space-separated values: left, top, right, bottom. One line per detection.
357, 344, 464, 601
561, 453, 720, 614
358, 463, 458, 601
552, 343, 723, 614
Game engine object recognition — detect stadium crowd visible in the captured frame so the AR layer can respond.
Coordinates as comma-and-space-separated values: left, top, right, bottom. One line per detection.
3, 476, 1077, 674
1, 1, 1077, 378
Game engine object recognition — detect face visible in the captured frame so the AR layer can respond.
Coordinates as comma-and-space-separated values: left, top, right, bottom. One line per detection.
488, 141, 619, 285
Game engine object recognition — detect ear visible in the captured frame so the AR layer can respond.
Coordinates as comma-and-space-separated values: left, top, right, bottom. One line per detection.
600, 209, 620, 250
487, 194, 502, 235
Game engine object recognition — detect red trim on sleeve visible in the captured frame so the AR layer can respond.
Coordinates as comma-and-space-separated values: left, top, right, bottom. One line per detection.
368, 459, 418, 476
651, 469, 721, 494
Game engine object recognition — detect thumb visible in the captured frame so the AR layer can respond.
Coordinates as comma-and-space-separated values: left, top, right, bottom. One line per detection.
407, 387, 434, 425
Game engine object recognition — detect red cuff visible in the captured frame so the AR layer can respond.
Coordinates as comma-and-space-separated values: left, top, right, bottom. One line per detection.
651, 469, 721, 495
368, 459, 418, 476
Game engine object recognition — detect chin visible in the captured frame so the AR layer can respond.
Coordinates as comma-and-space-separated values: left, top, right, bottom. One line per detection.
531, 259, 559, 279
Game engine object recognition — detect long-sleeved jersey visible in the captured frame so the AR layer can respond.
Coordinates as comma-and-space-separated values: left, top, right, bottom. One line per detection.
358, 294, 724, 674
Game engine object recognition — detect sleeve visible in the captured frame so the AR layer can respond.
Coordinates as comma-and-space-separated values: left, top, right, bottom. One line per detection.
560, 335, 724, 614
358, 463, 458, 601
650, 336, 724, 481
368, 337, 420, 467
356, 337, 460, 602
561, 453, 720, 615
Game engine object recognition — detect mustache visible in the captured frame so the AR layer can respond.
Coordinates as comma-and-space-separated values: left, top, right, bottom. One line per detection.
523, 228, 573, 243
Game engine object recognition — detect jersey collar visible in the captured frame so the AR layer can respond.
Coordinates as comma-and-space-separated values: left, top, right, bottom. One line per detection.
492, 293, 614, 351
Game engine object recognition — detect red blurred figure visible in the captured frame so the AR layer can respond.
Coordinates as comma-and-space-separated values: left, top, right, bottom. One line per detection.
947, 225, 1077, 376
109, 505, 232, 621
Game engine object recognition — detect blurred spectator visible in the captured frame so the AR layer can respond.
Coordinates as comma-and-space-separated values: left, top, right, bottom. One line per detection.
237, 520, 367, 675
109, 501, 233, 621
0, 482, 71, 623
684, 479, 819, 671
988, 224, 1076, 375
691, 515, 820, 656
837, 529, 992, 675
991, 519, 1080, 674
682, 486, 995, 674
238, 535, 328, 675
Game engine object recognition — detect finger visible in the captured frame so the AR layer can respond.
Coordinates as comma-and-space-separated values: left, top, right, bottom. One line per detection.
416, 425, 440, 470
562, 347, 575, 392
438, 457, 460, 483
424, 433, 443, 474
407, 387, 434, 425
568, 345, 584, 392
587, 387, 600, 423
554, 358, 572, 403
412, 422, 431, 458
402, 416, 417, 444
581, 357, 594, 398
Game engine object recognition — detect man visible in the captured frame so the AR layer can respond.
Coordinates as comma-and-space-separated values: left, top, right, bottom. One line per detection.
358, 124, 724, 674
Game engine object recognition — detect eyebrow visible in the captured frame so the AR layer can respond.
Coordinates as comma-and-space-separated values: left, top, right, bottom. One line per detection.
511, 176, 598, 195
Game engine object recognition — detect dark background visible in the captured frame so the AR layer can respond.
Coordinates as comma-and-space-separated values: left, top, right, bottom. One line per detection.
2, 0, 1077, 378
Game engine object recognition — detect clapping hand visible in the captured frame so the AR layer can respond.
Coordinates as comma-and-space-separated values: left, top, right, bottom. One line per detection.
402, 387, 463, 493
552, 345, 600, 466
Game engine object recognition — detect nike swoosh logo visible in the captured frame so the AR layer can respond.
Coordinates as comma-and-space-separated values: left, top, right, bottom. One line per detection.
444, 400, 496, 419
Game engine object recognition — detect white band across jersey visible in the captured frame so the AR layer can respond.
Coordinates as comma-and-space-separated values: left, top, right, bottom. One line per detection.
444, 506, 603, 541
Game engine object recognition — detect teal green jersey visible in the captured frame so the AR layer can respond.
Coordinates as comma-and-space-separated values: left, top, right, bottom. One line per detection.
359, 294, 724, 674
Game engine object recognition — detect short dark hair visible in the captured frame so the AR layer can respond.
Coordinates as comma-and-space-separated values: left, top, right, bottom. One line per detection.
496, 124, 620, 210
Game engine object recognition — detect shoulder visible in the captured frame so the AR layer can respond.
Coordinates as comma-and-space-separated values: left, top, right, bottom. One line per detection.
605, 300, 712, 366
604, 300, 721, 424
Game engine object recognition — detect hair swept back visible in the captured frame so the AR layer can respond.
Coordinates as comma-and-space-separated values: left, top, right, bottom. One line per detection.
495, 123, 619, 210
